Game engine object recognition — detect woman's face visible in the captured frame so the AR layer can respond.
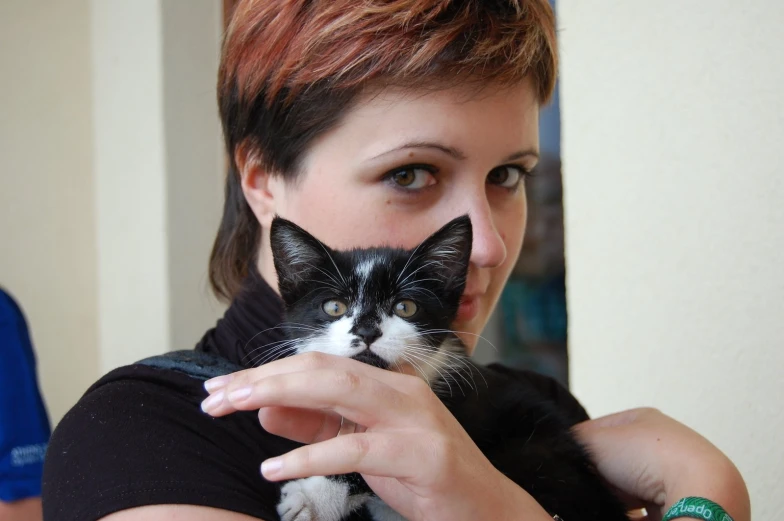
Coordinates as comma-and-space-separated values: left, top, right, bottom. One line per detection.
251, 82, 540, 354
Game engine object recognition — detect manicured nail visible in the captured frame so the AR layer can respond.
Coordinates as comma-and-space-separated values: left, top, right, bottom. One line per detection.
204, 375, 230, 393
228, 386, 252, 402
261, 458, 283, 477
200, 390, 224, 413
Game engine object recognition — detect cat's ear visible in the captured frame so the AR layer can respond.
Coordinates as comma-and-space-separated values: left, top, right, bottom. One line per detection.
269, 216, 332, 289
411, 215, 472, 293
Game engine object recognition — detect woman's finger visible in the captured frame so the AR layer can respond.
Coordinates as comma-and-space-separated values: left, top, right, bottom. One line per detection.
258, 406, 342, 444
204, 368, 419, 428
260, 432, 427, 483
204, 351, 422, 397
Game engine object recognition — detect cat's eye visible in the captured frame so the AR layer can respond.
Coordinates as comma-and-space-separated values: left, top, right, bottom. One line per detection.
393, 299, 418, 318
487, 165, 527, 189
322, 299, 348, 317
386, 165, 437, 190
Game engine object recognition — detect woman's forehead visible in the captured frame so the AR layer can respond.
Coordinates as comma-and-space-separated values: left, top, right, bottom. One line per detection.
307, 82, 540, 163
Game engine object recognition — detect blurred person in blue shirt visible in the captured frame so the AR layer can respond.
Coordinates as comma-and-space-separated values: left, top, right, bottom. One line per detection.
0, 288, 50, 521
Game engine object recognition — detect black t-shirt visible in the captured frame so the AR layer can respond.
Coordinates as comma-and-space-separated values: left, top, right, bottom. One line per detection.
42, 273, 588, 521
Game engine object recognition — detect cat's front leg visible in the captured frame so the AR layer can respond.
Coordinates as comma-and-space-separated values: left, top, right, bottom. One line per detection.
277, 476, 370, 521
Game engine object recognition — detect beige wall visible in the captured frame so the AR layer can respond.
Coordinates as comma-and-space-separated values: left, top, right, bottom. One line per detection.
91, 0, 224, 374
0, 1, 98, 427
559, 2, 784, 517
161, 0, 226, 356
1, 1, 224, 425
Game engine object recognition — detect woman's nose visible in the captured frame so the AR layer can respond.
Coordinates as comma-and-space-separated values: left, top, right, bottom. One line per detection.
468, 206, 507, 269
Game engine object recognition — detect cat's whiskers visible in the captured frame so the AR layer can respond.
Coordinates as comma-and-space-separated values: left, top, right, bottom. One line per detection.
402, 328, 500, 354
286, 285, 341, 309
404, 341, 485, 390
248, 336, 351, 366
250, 345, 300, 367
302, 278, 341, 293
244, 337, 303, 360
397, 260, 443, 287
278, 321, 323, 331
398, 353, 432, 384
395, 244, 425, 285
397, 286, 443, 307
399, 351, 454, 395
403, 344, 479, 393
247, 342, 299, 366
245, 327, 336, 366
405, 354, 468, 399
299, 263, 344, 291
400, 344, 470, 396
240, 324, 320, 363
399, 277, 442, 288
241, 323, 325, 362
313, 242, 348, 287
417, 354, 472, 398
403, 342, 472, 367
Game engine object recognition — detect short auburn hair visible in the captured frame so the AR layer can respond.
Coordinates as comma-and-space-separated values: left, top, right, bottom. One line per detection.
210, 0, 558, 302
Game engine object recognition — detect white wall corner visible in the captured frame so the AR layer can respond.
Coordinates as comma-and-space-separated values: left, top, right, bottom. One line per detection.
91, 0, 224, 373
559, 1, 784, 516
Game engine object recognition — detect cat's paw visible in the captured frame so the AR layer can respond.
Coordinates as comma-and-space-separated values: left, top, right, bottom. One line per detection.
277, 476, 353, 521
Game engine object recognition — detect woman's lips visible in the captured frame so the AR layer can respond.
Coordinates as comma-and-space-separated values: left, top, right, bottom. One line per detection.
456, 295, 480, 322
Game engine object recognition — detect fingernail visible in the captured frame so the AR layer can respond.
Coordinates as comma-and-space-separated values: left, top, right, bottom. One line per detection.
201, 390, 224, 413
261, 458, 283, 477
228, 386, 252, 402
204, 375, 230, 393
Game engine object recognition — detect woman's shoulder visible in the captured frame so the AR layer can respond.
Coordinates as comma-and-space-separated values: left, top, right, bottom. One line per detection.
42, 357, 295, 521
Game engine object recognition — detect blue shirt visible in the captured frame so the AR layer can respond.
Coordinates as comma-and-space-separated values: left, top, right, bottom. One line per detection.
0, 288, 51, 502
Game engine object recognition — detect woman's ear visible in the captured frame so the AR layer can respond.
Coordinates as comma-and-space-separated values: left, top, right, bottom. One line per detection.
236, 143, 276, 229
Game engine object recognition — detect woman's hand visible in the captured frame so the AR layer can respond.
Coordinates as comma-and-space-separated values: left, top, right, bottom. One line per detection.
200, 352, 552, 521
572, 407, 750, 521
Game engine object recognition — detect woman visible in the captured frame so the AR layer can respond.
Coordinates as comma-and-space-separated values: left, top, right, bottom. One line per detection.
42, 1, 750, 520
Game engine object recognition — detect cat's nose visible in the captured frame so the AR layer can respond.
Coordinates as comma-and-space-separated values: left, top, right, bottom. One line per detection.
355, 326, 382, 346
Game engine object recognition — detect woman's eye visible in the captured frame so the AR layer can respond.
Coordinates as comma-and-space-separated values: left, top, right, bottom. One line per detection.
487, 165, 526, 189
393, 299, 418, 318
387, 166, 436, 190
322, 299, 348, 317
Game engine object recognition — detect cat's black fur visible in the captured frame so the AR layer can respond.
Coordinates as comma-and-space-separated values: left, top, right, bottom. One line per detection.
268, 215, 630, 521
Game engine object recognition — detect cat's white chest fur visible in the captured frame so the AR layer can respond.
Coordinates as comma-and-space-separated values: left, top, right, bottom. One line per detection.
278, 476, 357, 521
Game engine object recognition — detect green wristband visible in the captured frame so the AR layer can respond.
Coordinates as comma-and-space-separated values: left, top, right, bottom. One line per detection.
662, 497, 734, 521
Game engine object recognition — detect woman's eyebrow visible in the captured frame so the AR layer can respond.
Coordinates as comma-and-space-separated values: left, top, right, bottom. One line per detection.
366, 142, 539, 163
504, 149, 540, 162
367, 141, 466, 161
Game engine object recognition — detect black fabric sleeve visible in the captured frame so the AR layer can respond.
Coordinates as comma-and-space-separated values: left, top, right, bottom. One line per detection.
42, 365, 298, 521
485, 363, 590, 426
42, 362, 589, 521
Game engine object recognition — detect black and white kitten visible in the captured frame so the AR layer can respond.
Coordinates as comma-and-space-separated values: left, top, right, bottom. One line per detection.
268, 216, 630, 521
